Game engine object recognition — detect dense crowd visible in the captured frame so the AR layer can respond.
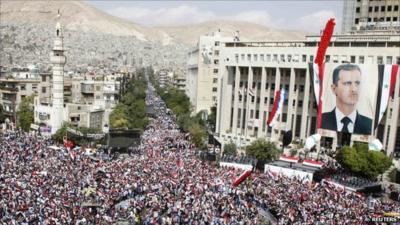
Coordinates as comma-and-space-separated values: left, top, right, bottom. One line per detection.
1, 82, 400, 225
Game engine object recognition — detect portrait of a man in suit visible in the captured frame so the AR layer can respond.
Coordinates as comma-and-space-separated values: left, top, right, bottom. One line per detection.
321, 64, 372, 135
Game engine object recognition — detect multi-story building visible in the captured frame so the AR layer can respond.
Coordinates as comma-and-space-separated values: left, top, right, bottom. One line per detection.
33, 13, 122, 134
342, 0, 400, 34
157, 69, 172, 88
186, 31, 233, 114
172, 72, 186, 91
215, 34, 400, 156
0, 67, 40, 124
34, 72, 121, 133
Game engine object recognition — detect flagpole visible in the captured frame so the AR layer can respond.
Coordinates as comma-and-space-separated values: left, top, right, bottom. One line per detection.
240, 87, 246, 152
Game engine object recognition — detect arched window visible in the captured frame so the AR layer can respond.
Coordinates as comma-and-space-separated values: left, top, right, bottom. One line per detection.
56, 29, 59, 36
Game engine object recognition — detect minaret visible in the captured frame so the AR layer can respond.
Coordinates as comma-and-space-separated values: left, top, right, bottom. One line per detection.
50, 10, 66, 134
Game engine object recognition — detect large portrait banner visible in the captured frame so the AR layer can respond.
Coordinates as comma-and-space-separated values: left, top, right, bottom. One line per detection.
310, 63, 398, 136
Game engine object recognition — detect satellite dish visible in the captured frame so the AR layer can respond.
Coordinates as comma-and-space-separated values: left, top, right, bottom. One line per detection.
369, 139, 383, 151
304, 134, 321, 150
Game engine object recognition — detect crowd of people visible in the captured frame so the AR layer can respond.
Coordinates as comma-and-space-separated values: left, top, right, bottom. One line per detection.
1, 81, 400, 225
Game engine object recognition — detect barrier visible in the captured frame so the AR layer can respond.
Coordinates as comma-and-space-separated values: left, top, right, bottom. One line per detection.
219, 162, 253, 171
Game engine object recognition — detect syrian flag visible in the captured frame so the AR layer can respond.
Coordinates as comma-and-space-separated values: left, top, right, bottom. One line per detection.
302, 159, 324, 168
248, 88, 255, 97
309, 63, 322, 108
309, 18, 335, 129
279, 156, 299, 163
70, 151, 76, 161
267, 170, 278, 179
63, 136, 74, 150
232, 170, 252, 187
267, 89, 286, 127
374, 64, 399, 129
176, 158, 184, 170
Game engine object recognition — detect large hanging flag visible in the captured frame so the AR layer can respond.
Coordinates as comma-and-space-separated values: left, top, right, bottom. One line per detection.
310, 18, 335, 129
267, 89, 286, 128
374, 64, 399, 129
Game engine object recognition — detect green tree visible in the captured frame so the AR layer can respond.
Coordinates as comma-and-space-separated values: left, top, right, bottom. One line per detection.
188, 123, 207, 149
109, 105, 129, 128
109, 69, 148, 130
246, 139, 281, 169
53, 122, 68, 143
53, 122, 103, 147
17, 95, 34, 131
223, 141, 237, 156
336, 143, 392, 179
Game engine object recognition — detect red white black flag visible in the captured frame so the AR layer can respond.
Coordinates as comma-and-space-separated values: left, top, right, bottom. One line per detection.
374, 64, 399, 129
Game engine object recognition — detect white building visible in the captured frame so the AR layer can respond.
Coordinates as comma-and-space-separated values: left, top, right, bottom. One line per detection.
33, 14, 121, 134
342, 0, 400, 34
0, 67, 40, 124
186, 31, 233, 114
215, 34, 400, 155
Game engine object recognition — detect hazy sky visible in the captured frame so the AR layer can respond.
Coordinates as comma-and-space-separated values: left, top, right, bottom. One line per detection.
87, 1, 343, 33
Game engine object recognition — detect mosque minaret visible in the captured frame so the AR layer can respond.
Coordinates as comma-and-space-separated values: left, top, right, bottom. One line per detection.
50, 11, 66, 134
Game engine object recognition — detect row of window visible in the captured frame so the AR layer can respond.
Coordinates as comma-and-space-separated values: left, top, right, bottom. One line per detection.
236, 94, 307, 107
237, 82, 305, 92
235, 53, 312, 63
357, 5, 400, 13
234, 53, 398, 65
355, 17, 399, 24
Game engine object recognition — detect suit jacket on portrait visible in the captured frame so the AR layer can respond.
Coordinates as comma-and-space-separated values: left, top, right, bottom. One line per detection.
320, 108, 373, 135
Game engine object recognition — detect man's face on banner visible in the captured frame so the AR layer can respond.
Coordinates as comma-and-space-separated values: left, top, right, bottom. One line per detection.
331, 69, 361, 108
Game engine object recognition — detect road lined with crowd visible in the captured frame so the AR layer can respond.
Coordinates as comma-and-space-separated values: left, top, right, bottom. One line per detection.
1, 81, 399, 224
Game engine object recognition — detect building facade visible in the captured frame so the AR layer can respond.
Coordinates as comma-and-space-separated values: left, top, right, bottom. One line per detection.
342, 0, 400, 34
33, 14, 121, 134
186, 32, 233, 114
215, 34, 400, 155
0, 67, 40, 125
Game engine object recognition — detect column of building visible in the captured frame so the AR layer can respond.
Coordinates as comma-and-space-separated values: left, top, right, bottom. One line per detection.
258, 67, 268, 138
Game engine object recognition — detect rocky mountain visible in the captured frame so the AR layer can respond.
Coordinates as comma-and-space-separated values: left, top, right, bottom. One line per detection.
0, 0, 307, 71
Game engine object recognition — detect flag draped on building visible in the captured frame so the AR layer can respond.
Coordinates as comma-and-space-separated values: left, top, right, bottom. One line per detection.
267, 89, 286, 128
248, 88, 255, 97
374, 64, 399, 129
310, 18, 335, 129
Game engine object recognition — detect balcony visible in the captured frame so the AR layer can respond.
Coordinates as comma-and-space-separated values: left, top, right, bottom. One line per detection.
0, 86, 18, 93
40, 97, 51, 105
81, 84, 94, 94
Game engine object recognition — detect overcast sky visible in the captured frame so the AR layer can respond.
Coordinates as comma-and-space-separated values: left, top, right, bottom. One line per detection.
87, 1, 343, 33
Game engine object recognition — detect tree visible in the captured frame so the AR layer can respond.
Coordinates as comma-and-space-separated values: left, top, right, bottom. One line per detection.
109, 105, 129, 128
223, 141, 237, 156
17, 95, 34, 131
0, 103, 4, 123
53, 123, 103, 147
246, 139, 281, 169
336, 143, 392, 179
188, 123, 207, 149
109, 69, 148, 130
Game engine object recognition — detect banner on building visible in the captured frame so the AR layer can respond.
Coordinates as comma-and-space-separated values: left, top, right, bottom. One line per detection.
310, 63, 398, 136
67, 127, 105, 140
